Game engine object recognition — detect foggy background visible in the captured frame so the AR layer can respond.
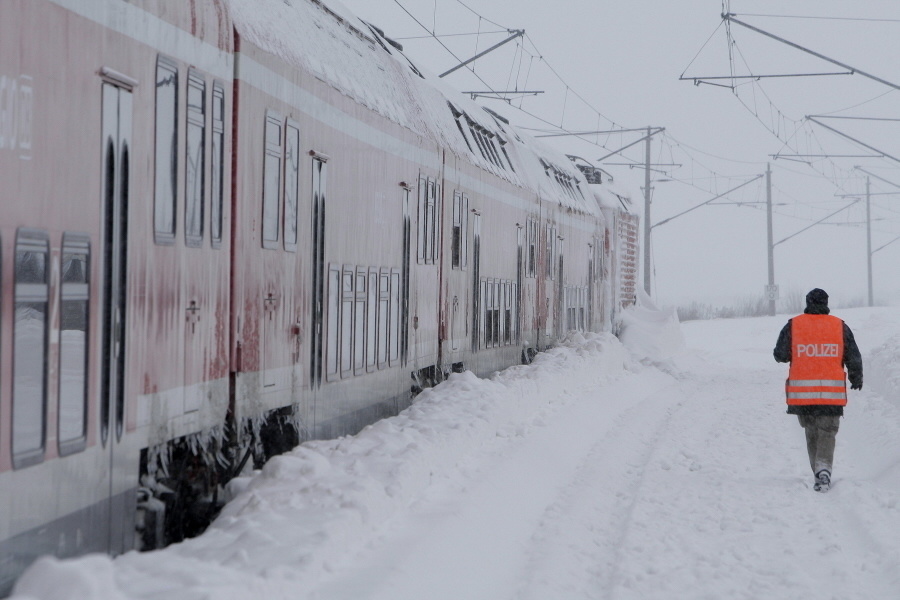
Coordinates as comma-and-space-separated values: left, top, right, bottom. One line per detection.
337, 0, 900, 310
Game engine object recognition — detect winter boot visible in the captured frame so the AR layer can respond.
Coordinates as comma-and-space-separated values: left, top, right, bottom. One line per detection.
814, 470, 831, 492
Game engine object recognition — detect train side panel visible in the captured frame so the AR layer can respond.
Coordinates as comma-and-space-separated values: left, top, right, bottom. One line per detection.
230, 34, 442, 443
0, 0, 233, 592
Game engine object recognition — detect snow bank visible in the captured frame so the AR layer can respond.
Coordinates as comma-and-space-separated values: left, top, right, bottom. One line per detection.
867, 334, 900, 406
12, 331, 635, 600
618, 289, 685, 366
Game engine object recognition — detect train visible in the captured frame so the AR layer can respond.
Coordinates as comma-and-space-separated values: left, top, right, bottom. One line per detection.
0, 0, 639, 593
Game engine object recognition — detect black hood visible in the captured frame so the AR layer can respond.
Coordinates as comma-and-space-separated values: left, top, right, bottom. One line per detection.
804, 288, 830, 315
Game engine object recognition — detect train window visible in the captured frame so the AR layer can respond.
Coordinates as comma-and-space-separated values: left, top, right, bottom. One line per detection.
483, 133, 502, 168
485, 281, 493, 347
478, 280, 487, 349
12, 229, 49, 469
548, 226, 558, 280
154, 56, 178, 244
354, 269, 366, 375
545, 296, 552, 338
451, 192, 461, 268
416, 177, 426, 264
340, 266, 353, 377
492, 280, 501, 347
497, 281, 505, 346
425, 179, 440, 264
390, 270, 400, 364
481, 279, 494, 348
366, 268, 377, 372
451, 192, 468, 270
58, 233, 90, 455
448, 103, 474, 155
527, 218, 536, 278
262, 111, 283, 248
512, 282, 519, 344
454, 118, 474, 154
211, 82, 225, 248
185, 70, 206, 247
504, 281, 512, 345
470, 125, 489, 164
579, 289, 586, 330
499, 140, 516, 173
416, 176, 440, 265
424, 180, 435, 264
284, 122, 300, 251
326, 265, 340, 380
377, 270, 389, 367
461, 196, 468, 269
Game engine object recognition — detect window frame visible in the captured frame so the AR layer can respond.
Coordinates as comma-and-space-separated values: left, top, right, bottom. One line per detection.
12, 228, 50, 469
153, 55, 179, 245
58, 232, 91, 456
417, 177, 426, 264
262, 110, 283, 249
210, 81, 225, 248
418, 176, 440, 265
283, 119, 301, 252
389, 269, 401, 365
184, 68, 206, 248
353, 267, 367, 375
340, 265, 354, 378
526, 218, 537, 278
377, 269, 390, 368
425, 179, 436, 264
449, 191, 468, 270
366, 268, 378, 373
325, 264, 340, 381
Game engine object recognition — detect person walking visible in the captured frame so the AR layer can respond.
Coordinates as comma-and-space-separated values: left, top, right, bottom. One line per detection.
773, 288, 863, 492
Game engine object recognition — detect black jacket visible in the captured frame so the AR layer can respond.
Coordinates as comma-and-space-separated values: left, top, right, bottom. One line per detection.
773, 303, 863, 416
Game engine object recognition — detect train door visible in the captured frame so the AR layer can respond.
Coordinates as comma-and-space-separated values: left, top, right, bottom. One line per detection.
261, 112, 282, 391
183, 70, 207, 412
556, 244, 564, 341
470, 212, 481, 353
449, 191, 468, 353
401, 185, 411, 365
309, 157, 327, 431
100, 81, 134, 552
516, 225, 523, 345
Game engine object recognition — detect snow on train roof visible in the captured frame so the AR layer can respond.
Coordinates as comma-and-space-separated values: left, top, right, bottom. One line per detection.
226, 0, 600, 215
593, 180, 639, 215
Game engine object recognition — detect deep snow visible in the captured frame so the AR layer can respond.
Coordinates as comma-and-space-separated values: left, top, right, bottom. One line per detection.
11, 303, 900, 600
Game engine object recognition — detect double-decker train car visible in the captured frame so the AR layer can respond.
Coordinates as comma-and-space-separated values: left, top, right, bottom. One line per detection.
0, 0, 234, 592
0, 0, 638, 594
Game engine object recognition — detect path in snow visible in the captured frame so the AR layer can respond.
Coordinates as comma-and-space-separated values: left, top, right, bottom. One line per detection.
312, 309, 900, 600
11, 307, 900, 600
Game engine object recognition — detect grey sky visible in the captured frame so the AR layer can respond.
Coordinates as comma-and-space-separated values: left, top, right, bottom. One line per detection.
339, 0, 900, 308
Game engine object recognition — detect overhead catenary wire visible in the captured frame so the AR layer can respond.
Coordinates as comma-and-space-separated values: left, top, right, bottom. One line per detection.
391, 0, 897, 240
732, 13, 900, 24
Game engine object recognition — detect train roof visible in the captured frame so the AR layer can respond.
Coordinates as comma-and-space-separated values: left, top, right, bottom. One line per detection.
227, 0, 617, 217
593, 180, 639, 215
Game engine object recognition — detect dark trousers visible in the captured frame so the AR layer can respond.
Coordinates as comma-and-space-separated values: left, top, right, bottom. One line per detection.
797, 414, 840, 476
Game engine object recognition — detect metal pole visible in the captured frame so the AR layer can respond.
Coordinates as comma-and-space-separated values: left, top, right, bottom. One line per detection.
643, 126, 652, 296
439, 30, 524, 78
651, 174, 763, 229
766, 163, 776, 316
725, 15, 900, 92
866, 176, 874, 306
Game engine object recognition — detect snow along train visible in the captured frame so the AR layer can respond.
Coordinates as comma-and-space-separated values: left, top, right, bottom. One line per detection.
0, 0, 639, 592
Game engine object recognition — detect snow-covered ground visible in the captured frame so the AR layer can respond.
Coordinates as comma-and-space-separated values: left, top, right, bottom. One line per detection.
12, 304, 900, 600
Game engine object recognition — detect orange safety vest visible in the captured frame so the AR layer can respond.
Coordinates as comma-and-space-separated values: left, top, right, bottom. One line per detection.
786, 313, 847, 407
